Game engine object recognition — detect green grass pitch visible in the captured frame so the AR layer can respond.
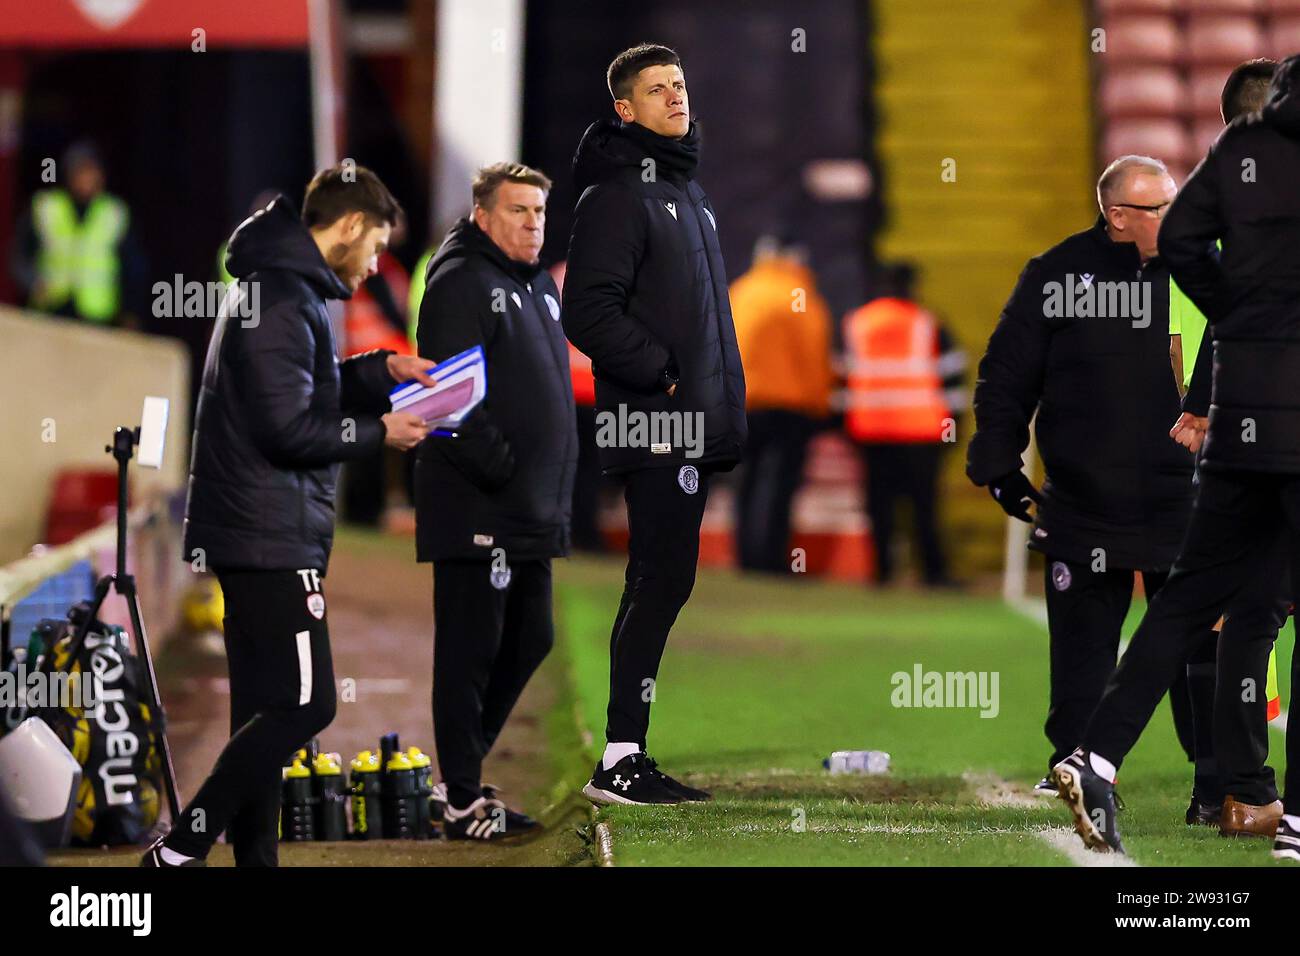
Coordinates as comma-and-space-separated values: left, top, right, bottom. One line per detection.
555, 556, 1295, 867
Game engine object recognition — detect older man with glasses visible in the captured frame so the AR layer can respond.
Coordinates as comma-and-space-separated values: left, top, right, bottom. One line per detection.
1053, 55, 1300, 861
968, 155, 1214, 805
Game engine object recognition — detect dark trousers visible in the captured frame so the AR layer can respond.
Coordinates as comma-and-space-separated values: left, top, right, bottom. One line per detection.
1084, 468, 1300, 813
1214, 553, 1288, 804
1168, 626, 1221, 797
341, 449, 386, 526
861, 442, 947, 583
165, 568, 336, 866
735, 409, 815, 574
432, 559, 554, 809
1044, 559, 1173, 770
606, 465, 710, 745
571, 405, 607, 551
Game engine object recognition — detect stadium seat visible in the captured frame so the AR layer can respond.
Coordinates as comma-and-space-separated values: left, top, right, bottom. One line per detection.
1100, 66, 1187, 117
1102, 118, 1194, 165
1102, 15, 1182, 63
1192, 117, 1228, 156
1187, 16, 1267, 64
1190, 67, 1233, 117
1187, 0, 1261, 12
1165, 160, 1193, 185
43, 468, 121, 546
1267, 18, 1300, 58
1096, 0, 1179, 13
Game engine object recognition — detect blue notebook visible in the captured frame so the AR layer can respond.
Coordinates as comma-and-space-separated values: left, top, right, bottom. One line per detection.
389, 345, 486, 435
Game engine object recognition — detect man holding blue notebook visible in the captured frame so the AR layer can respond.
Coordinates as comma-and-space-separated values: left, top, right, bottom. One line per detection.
414, 162, 577, 840
145, 165, 433, 867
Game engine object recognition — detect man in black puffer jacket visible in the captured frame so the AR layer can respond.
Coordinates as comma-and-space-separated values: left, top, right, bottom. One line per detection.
562, 43, 746, 807
148, 167, 434, 868
1056, 55, 1300, 861
965, 156, 1201, 796
414, 162, 577, 839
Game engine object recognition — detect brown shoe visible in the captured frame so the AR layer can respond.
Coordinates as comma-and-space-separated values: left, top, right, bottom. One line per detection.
1219, 795, 1283, 838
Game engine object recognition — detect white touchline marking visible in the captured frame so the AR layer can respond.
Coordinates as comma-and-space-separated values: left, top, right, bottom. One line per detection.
594, 821, 616, 867
805, 823, 1028, 835
1006, 598, 1290, 735
1007, 596, 1048, 627
972, 772, 1141, 867
1037, 826, 1139, 867
810, 823, 940, 834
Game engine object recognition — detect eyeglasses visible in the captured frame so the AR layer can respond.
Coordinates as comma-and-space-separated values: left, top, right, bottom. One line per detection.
1113, 202, 1171, 218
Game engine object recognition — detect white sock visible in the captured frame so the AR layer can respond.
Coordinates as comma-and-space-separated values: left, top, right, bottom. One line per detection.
1088, 752, 1118, 784
444, 796, 485, 820
602, 741, 641, 771
159, 845, 195, 865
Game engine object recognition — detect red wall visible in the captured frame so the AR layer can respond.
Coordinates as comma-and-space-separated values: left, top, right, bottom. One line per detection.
0, 0, 309, 49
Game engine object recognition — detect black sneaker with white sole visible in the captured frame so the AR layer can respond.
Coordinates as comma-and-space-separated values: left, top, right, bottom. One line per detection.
431, 781, 503, 825
1033, 776, 1057, 797
431, 782, 447, 823
583, 753, 683, 806
1050, 749, 1125, 853
442, 795, 541, 841
139, 836, 206, 867
1272, 817, 1300, 862
644, 755, 712, 802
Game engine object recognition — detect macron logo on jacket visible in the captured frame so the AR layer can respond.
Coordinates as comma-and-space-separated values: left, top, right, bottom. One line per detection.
663, 201, 677, 220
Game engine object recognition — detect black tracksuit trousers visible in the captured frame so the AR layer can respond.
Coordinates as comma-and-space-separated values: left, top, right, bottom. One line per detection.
165, 568, 337, 866
1214, 555, 1288, 805
1084, 468, 1300, 814
1043, 560, 1182, 772
606, 465, 710, 746
432, 559, 554, 809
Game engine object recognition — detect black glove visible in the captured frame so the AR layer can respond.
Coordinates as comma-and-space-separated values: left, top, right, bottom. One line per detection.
988, 470, 1043, 523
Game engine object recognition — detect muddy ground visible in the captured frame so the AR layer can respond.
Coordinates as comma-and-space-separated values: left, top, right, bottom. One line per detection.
48, 529, 593, 867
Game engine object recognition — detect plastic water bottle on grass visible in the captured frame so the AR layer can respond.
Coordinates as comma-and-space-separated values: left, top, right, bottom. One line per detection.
824, 750, 890, 774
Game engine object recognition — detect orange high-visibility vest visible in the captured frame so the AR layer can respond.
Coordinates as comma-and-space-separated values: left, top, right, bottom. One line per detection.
568, 341, 596, 406
343, 253, 413, 357
843, 297, 950, 443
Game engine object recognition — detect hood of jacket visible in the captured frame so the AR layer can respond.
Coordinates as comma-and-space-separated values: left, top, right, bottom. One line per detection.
1262, 53, 1300, 136
572, 118, 701, 192
225, 195, 351, 300
426, 216, 544, 286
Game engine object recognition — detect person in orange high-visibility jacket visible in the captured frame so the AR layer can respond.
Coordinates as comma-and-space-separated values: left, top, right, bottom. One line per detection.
343, 250, 414, 359
843, 262, 965, 586
341, 244, 414, 526
730, 235, 833, 573
553, 261, 606, 551
569, 339, 597, 404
